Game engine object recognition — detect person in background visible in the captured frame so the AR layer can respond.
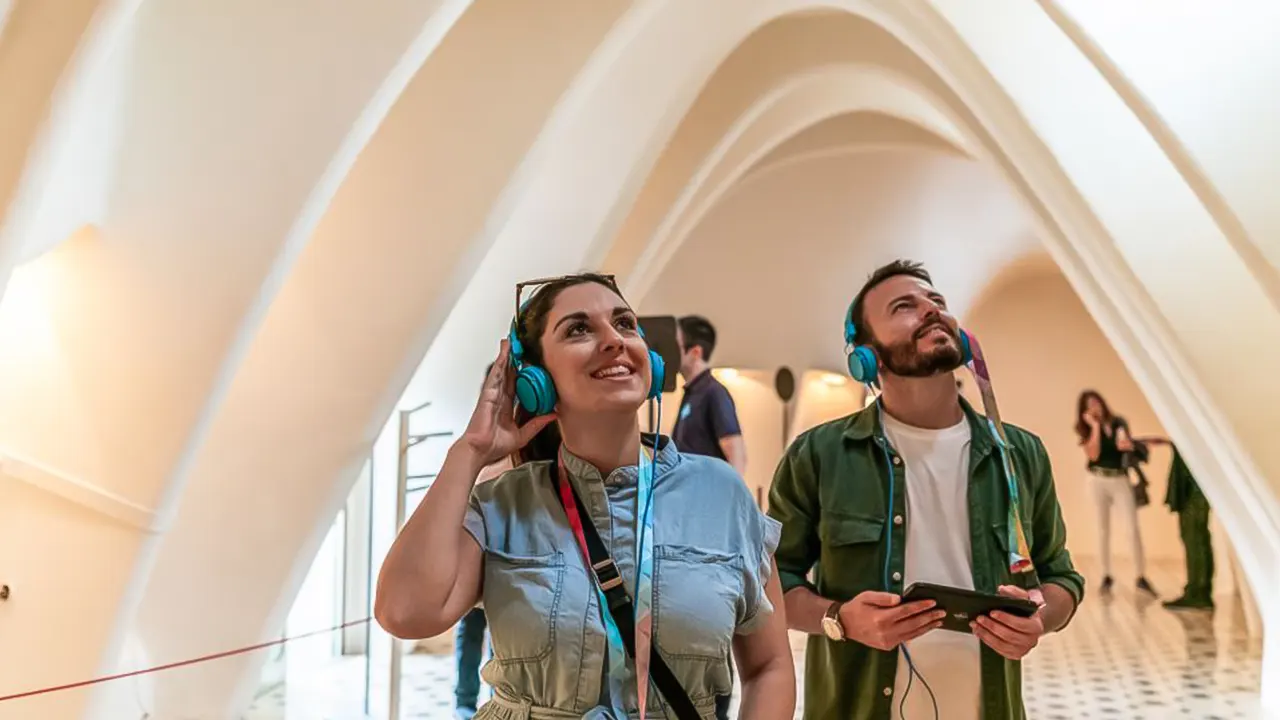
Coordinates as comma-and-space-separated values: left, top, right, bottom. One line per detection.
673, 315, 748, 477
1161, 441, 1215, 610
454, 365, 512, 719
1075, 390, 1156, 598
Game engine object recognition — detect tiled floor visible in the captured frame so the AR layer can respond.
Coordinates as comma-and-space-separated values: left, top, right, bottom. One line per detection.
1020, 561, 1263, 720
247, 560, 1264, 719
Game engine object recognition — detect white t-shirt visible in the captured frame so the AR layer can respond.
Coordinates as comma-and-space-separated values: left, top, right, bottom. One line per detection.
881, 412, 981, 720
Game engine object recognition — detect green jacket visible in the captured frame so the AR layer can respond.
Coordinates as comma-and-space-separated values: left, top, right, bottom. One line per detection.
766, 397, 1085, 720
1164, 445, 1204, 513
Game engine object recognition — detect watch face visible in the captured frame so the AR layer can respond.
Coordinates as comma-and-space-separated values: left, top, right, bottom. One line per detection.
821, 616, 842, 641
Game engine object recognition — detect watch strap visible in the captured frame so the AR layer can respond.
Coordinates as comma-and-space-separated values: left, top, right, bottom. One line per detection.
824, 600, 847, 640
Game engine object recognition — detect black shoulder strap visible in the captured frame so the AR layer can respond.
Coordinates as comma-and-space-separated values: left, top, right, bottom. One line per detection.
551, 459, 702, 720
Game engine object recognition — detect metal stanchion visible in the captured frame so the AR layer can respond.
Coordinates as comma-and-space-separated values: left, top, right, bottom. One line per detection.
389, 403, 453, 720
388, 409, 409, 720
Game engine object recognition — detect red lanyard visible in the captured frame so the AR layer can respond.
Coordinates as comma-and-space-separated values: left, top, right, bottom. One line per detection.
555, 452, 593, 567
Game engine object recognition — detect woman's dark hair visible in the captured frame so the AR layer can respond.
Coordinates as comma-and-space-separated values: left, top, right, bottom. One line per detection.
511, 272, 625, 465
1074, 389, 1112, 444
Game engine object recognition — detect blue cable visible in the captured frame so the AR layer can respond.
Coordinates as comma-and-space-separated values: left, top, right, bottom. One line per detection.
873, 396, 939, 720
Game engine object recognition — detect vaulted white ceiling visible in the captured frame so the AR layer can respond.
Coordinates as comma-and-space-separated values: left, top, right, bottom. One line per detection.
641, 147, 1039, 375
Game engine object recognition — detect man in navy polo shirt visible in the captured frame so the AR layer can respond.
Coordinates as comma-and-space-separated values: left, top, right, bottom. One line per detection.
672, 315, 747, 477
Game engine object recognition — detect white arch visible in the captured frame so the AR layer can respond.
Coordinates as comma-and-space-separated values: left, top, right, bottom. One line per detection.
741, 113, 967, 179
0, 0, 139, 295
125, 2, 637, 717
0, 2, 482, 716
1037, 0, 1280, 305
622, 64, 970, 300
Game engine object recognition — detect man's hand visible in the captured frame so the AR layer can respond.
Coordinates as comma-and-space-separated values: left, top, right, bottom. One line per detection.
971, 585, 1046, 660
840, 591, 946, 651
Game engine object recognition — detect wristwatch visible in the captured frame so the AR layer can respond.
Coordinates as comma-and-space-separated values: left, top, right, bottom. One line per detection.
821, 600, 847, 641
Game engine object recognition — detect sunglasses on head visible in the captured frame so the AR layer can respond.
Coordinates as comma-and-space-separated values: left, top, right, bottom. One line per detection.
514, 273, 621, 328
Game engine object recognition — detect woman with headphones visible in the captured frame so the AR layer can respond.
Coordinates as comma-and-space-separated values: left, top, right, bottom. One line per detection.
376, 273, 794, 720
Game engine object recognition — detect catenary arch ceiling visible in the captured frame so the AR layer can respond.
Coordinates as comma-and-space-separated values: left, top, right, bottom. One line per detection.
592, 11, 968, 280
0, 0, 1277, 718
749, 112, 965, 174
640, 147, 1040, 375
605, 63, 971, 300
605, 65, 967, 297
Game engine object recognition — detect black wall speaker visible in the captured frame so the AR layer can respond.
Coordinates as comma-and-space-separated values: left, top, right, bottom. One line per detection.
637, 315, 680, 393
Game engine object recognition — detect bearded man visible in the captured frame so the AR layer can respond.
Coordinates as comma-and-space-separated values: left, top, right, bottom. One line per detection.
767, 259, 1084, 720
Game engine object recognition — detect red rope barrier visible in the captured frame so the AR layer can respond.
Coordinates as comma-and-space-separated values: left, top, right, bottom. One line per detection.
0, 617, 372, 702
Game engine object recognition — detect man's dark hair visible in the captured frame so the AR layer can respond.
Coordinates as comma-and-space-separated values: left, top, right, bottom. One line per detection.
847, 259, 933, 345
678, 315, 717, 363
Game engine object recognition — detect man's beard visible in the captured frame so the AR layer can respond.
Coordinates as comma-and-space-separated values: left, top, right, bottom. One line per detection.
873, 324, 966, 378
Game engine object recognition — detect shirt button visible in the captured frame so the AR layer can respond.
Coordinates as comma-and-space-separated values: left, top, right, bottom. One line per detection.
883, 687, 893, 697
893, 515, 904, 526
892, 456, 902, 466
893, 572, 902, 582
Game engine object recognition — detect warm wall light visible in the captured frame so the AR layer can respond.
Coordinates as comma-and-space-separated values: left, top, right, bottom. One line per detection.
821, 372, 847, 386
0, 259, 57, 351
715, 368, 740, 382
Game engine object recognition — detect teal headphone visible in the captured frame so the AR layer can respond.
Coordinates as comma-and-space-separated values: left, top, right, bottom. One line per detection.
508, 314, 666, 416
843, 298, 972, 384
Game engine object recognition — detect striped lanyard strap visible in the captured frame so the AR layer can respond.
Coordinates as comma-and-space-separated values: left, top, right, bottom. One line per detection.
964, 333, 1043, 599
556, 444, 658, 716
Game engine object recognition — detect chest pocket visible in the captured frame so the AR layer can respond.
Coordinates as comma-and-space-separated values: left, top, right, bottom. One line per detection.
483, 548, 565, 663
819, 512, 885, 596
653, 545, 743, 660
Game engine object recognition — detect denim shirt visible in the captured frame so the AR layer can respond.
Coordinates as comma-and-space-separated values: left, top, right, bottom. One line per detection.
463, 435, 782, 719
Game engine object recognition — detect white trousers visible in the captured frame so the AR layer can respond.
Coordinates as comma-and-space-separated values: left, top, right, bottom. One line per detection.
1089, 470, 1146, 578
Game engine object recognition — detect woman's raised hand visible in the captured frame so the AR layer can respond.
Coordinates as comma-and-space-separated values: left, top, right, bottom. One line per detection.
459, 340, 557, 468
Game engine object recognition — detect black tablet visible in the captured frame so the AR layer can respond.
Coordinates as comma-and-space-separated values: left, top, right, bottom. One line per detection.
902, 582, 1040, 634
